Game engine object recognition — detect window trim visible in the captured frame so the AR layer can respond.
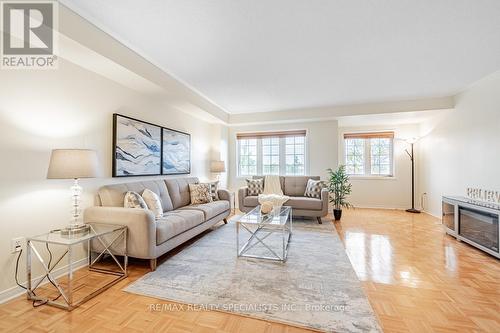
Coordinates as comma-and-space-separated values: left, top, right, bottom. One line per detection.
236, 130, 308, 177
341, 130, 396, 179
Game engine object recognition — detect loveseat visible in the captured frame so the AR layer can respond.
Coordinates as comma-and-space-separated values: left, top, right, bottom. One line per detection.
84, 177, 231, 270
238, 176, 329, 224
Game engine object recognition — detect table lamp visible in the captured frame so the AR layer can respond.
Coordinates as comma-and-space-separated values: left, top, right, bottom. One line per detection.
210, 160, 226, 180
47, 149, 99, 235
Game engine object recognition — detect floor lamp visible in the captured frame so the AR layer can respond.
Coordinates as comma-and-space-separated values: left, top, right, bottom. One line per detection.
405, 138, 421, 213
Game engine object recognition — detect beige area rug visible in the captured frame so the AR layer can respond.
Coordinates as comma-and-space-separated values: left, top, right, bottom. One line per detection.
124, 216, 381, 333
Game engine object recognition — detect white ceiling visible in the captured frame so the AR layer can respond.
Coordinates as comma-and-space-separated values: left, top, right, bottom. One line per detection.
63, 0, 500, 115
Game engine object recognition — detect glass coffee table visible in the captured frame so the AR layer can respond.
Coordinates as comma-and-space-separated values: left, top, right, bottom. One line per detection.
236, 206, 292, 262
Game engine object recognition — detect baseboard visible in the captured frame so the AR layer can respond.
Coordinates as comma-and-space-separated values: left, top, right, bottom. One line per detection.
0, 257, 88, 305
350, 204, 410, 210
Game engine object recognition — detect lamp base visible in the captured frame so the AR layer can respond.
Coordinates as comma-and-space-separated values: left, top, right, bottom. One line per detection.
60, 224, 90, 238
406, 208, 421, 214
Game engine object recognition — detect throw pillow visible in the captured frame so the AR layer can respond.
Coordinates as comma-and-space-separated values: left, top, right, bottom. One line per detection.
124, 191, 147, 209
246, 178, 264, 196
204, 180, 219, 201
304, 179, 326, 199
142, 189, 163, 220
189, 183, 213, 205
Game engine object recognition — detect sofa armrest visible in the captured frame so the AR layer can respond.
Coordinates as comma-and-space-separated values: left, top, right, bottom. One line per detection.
320, 188, 329, 216
83, 206, 156, 259
238, 186, 248, 209
217, 189, 231, 202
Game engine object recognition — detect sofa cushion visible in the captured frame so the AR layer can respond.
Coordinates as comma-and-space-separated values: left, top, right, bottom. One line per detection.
243, 196, 259, 207
99, 180, 173, 212
189, 183, 213, 204
123, 191, 147, 209
142, 189, 163, 219
304, 179, 326, 199
286, 196, 322, 210
156, 209, 204, 245
246, 178, 264, 196
164, 177, 199, 209
283, 176, 320, 196
180, 201, 230, 220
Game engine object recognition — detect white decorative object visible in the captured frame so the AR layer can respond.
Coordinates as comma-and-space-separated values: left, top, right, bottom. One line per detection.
260, 201, 273, 214
258, 194, 290, 208
47, 149, 99, 233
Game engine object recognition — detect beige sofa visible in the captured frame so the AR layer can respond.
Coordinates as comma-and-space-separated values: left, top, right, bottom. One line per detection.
84, 177, 230, 270
238, 176, 328, 224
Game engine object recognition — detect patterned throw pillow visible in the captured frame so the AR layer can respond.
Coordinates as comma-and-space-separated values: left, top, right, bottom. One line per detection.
189, 183, 213, 205
246, 178, 264, 196
304, 179, 326, 199
142, 189, 163, 220
124, 191, 147, 209
205, 181, 219, 201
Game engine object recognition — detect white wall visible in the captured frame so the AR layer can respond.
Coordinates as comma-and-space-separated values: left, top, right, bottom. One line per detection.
338, 124, 420, 209
418, 71, 500, 217
228, 121, 339, 195
0, 59, 224, 298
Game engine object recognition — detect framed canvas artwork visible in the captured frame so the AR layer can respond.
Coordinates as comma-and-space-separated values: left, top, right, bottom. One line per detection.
113, 114, 162, 177
162, 127, 191, 175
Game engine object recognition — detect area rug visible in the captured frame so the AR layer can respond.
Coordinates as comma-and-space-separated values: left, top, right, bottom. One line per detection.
124, 216, 381, 333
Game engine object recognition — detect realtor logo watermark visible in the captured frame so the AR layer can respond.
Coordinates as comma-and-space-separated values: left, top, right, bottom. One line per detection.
1, 0, 58, 69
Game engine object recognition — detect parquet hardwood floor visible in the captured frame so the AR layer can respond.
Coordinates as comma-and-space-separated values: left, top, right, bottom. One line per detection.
0, 209, 498, 332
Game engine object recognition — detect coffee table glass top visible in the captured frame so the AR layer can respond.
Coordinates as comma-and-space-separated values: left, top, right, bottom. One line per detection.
237, 206, 291, 226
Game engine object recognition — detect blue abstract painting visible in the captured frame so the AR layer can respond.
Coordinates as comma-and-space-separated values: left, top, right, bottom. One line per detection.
114, 115, 161, 176
162, 128, 190, 175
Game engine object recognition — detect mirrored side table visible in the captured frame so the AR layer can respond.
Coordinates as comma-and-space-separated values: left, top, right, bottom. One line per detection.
26, 223, 127, 311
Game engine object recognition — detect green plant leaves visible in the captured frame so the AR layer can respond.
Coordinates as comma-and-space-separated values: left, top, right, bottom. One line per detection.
327, 165, 353, 210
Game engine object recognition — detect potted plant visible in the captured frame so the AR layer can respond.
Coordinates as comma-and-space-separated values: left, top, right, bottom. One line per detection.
327, 165, 353, 220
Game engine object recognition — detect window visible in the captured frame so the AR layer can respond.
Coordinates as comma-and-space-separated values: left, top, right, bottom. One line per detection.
344, 132, 394, 177
237, 131, 306, 176
262, 137, 280, 175
238, 138, 257, 176
285, 136, 305, 175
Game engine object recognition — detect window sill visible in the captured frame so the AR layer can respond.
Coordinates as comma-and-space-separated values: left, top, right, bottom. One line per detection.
349, 175, 397, 180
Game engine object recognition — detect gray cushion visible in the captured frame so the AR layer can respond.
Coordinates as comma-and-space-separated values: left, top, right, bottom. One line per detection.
164, 177, 199, 209
156, 209, 204, 245
304, 179, 326, 199
283, 176, 320, 196
243, 196, 259, 207
246, 178, 264, 196
99, 180, 173, 212
180, 201, 230, 220
286, 196, 322, 210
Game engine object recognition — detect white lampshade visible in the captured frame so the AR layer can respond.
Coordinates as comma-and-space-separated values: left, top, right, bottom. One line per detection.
210, 160, 226, 173
47, 149, 99, 179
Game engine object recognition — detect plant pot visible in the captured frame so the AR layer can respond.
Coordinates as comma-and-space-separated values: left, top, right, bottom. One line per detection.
333, 209, 342, 221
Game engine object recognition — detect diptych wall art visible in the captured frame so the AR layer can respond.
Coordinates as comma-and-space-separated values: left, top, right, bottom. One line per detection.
112, 114, 191, 177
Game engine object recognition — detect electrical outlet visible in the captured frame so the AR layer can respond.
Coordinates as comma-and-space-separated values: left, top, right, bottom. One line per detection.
11, 237, 24, 253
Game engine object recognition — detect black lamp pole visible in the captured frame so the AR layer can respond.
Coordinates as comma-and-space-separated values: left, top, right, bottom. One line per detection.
405, 142, 421, 214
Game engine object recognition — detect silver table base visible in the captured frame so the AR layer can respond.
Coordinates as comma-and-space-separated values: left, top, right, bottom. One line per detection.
237, 210, 292, 262
26, 225, 127, 311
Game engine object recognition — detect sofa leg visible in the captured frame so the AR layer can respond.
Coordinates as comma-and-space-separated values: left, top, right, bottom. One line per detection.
150, 258, 157, 271
317, 217, 323, 224
223, 218, 228, 224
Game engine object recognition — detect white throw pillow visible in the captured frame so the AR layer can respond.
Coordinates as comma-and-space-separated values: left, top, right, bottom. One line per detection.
124, 191, 147, 209
142, 189, 163, 219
